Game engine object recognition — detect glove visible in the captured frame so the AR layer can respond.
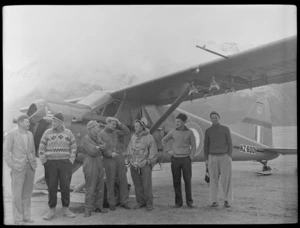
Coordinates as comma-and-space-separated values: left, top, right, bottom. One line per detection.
205, 167, 210, 183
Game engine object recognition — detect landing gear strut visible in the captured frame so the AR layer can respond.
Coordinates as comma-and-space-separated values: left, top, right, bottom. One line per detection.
257, 160, 272, 175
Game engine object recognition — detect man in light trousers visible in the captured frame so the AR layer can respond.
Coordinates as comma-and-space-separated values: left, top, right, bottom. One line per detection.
4, 114, 37, 225
204, 111, 233, 208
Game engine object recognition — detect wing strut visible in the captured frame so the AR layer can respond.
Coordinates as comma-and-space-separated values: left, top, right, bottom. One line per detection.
196, 45, 229, 59
150, 83, 191, 134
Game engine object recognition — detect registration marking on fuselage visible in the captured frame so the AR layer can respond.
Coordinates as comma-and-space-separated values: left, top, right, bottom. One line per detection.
239, 144, 257, 154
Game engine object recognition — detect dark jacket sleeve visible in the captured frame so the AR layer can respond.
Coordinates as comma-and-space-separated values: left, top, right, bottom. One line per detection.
98, 131, 113, 158
204, 129, 210, 161
116, 122, 130, 136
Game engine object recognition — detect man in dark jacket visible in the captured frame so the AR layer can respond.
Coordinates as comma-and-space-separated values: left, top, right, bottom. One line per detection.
82, 120, 109, 217
98, 117, 131, 211
204, 111, 233, 208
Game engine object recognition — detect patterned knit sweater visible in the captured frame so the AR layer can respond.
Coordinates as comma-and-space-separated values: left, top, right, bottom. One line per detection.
39, 125, 77, 163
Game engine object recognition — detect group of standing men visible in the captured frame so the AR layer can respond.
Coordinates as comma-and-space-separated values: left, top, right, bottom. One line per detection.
4, 110, 233, 224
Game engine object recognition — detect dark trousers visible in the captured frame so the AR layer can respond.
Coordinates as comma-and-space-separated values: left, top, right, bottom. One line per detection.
171, 156, 193, 206
103, 155, 129, 207
83, 157, 105, 211
130, 163, 153, 207
44, 159, 73, 208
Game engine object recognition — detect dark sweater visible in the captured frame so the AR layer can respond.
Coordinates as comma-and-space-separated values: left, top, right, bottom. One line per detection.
204, 123, 232, 161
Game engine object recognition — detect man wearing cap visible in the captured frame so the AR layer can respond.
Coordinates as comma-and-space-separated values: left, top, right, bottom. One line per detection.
127, 119, 158, 211
82, 120, 108, 217
162, 113, 196, 209
98, 117, 131, 211
4, 114, 37, 225
204, 111, 233, 208
39, 112, 77, 220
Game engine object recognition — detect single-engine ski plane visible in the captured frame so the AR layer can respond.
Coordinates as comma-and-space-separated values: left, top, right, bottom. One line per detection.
13, 35, 296, 202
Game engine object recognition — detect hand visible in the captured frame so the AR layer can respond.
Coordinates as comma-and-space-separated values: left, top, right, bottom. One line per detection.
190, 155, 194, 161
69, 158, 75, 164
41, 157, 47, 165
167, 150, 174, 156
112, 152, 118, 158
116, 119, 121, 126
96, 144, 106, 150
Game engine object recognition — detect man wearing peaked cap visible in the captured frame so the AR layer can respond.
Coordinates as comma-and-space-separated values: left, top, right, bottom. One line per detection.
39, 111, 77, 220
82, 120, 108, 216
204, 111, 233, 208
98, 117, 131, 211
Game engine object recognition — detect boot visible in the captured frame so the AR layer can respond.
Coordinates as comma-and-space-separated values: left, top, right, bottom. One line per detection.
62, 207, 76, 218
84, 208, 91, 217
43, 208, 56, 220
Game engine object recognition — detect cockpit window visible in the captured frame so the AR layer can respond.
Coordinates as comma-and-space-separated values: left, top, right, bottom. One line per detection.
103, 101, 121, 117
96, 107, 104, 116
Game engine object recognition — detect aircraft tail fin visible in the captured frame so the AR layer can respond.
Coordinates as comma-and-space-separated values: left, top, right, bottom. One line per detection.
241, 96, 272, 128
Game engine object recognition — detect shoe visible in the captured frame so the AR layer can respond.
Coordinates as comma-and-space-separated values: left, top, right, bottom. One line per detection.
120, 204, 131, 209
224, 201, 231, 208
146, 206, 153, 211
170, 204, 182, 208
43, 208, 56, 220
211, 202, 219, 207
15, 221, 24, 225
109, 206, 116, 211
23, 219, 34, 223
62, 207, 76, 218
95, 208, 108, 213
84, 211, 91, 217
187, 203, 195, 208
133, 204, 146, 209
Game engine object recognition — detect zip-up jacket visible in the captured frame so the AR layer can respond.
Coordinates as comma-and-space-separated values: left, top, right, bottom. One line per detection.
127, 130, 158, 168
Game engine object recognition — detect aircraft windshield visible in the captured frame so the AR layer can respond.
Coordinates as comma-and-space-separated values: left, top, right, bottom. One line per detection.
77, 90, 112, 108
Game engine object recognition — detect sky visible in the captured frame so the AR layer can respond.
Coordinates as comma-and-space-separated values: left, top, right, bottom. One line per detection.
2, 5, 297, 131
3, 5, 297, 75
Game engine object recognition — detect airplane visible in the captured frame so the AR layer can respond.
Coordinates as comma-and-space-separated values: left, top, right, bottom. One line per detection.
12, 35, 296, 204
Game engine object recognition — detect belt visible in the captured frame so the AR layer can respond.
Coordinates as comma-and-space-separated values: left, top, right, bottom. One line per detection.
209, 153, 227, 156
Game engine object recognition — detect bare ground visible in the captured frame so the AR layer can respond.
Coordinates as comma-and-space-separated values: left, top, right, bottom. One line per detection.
2, 155, 298, 225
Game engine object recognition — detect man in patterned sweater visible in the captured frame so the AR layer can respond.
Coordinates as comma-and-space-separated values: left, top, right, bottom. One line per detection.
39, 112, 77, 220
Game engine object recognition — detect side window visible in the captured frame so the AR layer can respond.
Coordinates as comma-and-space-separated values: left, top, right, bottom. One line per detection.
103, 101, 121, 117
96, 107, 104, 116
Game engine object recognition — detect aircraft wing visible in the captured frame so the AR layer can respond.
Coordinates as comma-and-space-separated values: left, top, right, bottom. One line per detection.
111, 36, 296, 106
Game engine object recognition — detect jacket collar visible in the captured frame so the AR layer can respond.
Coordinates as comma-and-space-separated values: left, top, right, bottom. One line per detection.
212, 123, 221, 128
52, 124, 65, 133
134, 129, 149, 139
175, 125, 189, 131
88, 131, 98, 144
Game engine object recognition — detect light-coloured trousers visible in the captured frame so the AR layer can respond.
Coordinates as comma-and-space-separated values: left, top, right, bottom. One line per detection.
11, 163, 35, 222
208, 153, 233, 204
